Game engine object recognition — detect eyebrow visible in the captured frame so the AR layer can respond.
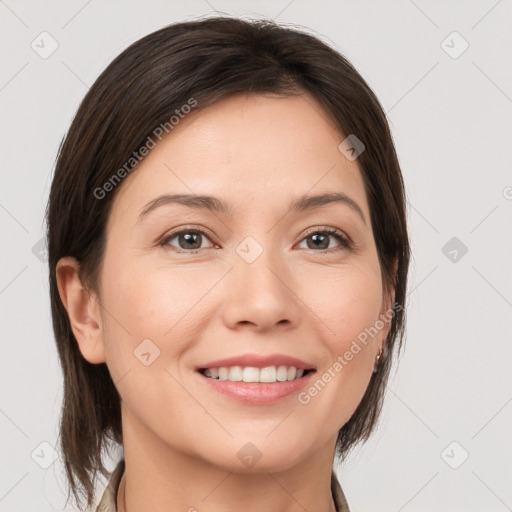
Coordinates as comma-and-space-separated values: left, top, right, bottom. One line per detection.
137, 192, 367, 225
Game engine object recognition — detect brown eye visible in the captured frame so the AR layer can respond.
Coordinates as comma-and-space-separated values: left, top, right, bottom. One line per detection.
298, 228, 351, 252
307, 233, 331, 250
160, 228, 215, 253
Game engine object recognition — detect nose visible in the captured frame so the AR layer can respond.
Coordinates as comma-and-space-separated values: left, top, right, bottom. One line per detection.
221, 246, 302, 333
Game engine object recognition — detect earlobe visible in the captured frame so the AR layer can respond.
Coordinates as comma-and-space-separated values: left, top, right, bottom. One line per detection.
55, 256, 106, 364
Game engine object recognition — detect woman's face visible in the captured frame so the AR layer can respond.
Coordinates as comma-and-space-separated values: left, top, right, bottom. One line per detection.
90, 93, 392, 472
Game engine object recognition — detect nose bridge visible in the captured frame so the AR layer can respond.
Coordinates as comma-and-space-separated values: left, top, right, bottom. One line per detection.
236, 233, 290, 295
222, 233, 299, 330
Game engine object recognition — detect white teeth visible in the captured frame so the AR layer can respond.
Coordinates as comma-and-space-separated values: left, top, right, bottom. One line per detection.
260, 366, 276, 382
229, 366, 243, 381
276, 365, 288, 381
242, 367, 260, 382
201, 365, 309, 383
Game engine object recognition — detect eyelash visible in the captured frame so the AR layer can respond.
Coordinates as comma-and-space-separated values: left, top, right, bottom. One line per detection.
159, 225, 352, 254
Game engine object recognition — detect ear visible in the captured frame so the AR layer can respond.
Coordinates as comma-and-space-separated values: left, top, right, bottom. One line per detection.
55, 256, 106, 364
377, 257, 399, 352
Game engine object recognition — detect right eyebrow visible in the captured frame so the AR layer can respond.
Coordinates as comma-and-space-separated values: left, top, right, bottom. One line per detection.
137, 194, 235, 223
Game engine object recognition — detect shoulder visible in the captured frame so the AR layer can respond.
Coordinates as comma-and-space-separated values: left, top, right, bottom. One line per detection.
95, 459, 125, 512
331, 470, 351, 512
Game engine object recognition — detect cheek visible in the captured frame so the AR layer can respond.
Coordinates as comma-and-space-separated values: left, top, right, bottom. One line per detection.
98, 262, 203, 429
300, 261, 383, 347
99, 257, 212, 374
294, 263, 383, 425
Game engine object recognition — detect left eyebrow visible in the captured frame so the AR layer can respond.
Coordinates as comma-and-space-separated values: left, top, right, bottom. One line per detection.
137, 191, 367, 226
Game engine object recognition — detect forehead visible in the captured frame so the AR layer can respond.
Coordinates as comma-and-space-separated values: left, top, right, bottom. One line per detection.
109, 92, 369, 225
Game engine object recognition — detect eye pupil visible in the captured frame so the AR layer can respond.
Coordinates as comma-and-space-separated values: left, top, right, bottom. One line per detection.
180, 232, 201, 250
308, 233, 329, 250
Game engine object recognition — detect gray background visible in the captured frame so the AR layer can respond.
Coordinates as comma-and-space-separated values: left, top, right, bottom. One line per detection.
1, 0, 511, 510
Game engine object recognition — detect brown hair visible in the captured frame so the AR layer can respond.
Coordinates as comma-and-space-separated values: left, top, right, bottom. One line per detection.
46, 15, 410, 510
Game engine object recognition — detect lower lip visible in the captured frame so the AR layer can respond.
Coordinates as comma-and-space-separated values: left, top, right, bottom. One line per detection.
197, 371, 316, 404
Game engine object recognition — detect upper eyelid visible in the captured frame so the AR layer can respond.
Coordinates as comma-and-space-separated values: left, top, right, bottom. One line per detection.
301, 226, 349, 241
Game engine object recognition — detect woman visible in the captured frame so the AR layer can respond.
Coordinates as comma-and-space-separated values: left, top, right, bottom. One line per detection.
47, 16, 410, 512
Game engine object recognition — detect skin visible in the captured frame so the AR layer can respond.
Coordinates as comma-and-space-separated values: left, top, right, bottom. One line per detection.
57, 92, 395, 512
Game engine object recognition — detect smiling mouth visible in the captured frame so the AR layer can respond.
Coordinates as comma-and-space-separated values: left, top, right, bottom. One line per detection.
197, 366, 315, 383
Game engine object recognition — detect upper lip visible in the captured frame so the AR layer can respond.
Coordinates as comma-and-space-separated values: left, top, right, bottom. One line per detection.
196, 353, 316, 371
